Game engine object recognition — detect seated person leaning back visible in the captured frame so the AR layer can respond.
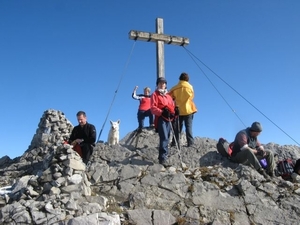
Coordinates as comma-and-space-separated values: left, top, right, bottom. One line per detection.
231, 121, 275, 180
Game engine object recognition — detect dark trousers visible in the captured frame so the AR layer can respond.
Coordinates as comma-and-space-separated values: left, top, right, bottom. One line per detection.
80, 143, 94, 164
179, 114, 194, 146
171, 117, 180, 148
157, 117, 171, 162
137, 109, 154, 128
231, 149, 275, 172
172, 114, 194, 146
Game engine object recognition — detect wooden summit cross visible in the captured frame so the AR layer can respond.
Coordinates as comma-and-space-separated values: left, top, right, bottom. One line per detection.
129, 18, 189, 79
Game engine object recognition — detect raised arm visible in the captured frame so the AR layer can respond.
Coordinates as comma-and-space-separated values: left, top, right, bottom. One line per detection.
132, 86, 143, 100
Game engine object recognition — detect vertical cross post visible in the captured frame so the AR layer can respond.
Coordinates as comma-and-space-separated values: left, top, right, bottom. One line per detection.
156, 18, 164, 79
129, 18, 189, 79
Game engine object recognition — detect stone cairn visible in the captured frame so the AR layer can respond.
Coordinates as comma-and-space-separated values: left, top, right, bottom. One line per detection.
0, 109, 74, 185
28, 109, 73, 153
0, 109, 120, 224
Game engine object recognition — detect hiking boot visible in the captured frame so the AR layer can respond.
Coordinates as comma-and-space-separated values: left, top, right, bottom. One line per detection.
258, 169, 271, 181
187, 143, 196, 148
170, 141, 176, 147
268, 170, 275, 178
136, 128, 143, 133
159, 160, 168, 167
159, 157, 170, 167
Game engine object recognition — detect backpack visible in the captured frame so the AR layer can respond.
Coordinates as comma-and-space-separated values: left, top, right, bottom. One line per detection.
276, 159, 295, 181
216, 138, 233, 158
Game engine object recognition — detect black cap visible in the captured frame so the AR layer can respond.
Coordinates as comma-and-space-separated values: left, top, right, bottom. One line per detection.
156, 77, 167, 86
250, 122, 262, 132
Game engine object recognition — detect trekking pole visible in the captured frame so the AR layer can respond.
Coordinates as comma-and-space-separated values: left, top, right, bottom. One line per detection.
169, 119, 184, 167
176, 116, 181, 150
171, 116, 181, 150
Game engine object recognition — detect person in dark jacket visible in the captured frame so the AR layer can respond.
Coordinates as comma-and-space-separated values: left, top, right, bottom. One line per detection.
132, 86, 154, 131
231, 121, 275, 180
69, 111, 96, 164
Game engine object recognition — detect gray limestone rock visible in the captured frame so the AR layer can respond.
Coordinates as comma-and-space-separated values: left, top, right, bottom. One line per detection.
1, 109, 300, 225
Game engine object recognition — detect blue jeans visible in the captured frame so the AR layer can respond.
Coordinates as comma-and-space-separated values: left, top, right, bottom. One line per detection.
137, 109, 154, 128
157, 116, 171, 162
179, 114, 194, 146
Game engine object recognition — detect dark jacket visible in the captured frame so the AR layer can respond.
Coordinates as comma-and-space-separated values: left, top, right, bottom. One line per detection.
231, 128, 260, 157
69, 123, 96, 146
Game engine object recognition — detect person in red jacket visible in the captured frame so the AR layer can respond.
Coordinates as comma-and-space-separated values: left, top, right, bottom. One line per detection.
132, 86, 154, 131
151, 77, 178, 165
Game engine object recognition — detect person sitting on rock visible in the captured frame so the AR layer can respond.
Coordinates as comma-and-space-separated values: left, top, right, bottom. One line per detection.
230, 121, 276, 180
69, 111, 96, 164
132, 86, 154, 132
291, 158, 300, 183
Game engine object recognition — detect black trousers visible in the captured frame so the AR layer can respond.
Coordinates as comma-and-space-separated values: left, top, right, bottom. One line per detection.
80, 143, 94, 164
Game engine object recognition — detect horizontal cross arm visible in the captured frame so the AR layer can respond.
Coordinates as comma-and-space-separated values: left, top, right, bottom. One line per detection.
129, 30, 189, 46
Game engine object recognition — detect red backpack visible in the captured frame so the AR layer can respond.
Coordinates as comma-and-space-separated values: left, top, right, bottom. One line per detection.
276, 159, 294, 181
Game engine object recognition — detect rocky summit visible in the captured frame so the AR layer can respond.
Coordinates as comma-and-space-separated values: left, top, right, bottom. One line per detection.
0, 109, 300, 225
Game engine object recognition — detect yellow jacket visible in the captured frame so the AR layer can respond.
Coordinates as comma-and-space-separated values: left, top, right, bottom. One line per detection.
169, 81, 197, 116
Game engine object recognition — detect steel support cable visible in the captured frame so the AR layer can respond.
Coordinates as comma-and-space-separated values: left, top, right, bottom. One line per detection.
182, 46, 300, 146
182, 47, 247, 127
97, 41, 137, 142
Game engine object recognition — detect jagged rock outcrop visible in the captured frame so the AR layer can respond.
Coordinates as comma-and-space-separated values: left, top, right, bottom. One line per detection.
0, 109, 300, 225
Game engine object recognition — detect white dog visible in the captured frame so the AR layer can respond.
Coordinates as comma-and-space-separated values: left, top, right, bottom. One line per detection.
107, 119, 120, 146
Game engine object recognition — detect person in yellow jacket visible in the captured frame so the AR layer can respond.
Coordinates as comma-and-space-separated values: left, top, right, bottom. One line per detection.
169, 72, 197, 147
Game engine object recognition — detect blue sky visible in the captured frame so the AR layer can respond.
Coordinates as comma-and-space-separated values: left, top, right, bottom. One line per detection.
1, 1, 300, 159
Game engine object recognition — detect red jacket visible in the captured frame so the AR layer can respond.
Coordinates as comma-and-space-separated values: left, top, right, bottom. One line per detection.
138, 97, 151, 111
132, 92, 151, 111
151, 90, 175, 121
